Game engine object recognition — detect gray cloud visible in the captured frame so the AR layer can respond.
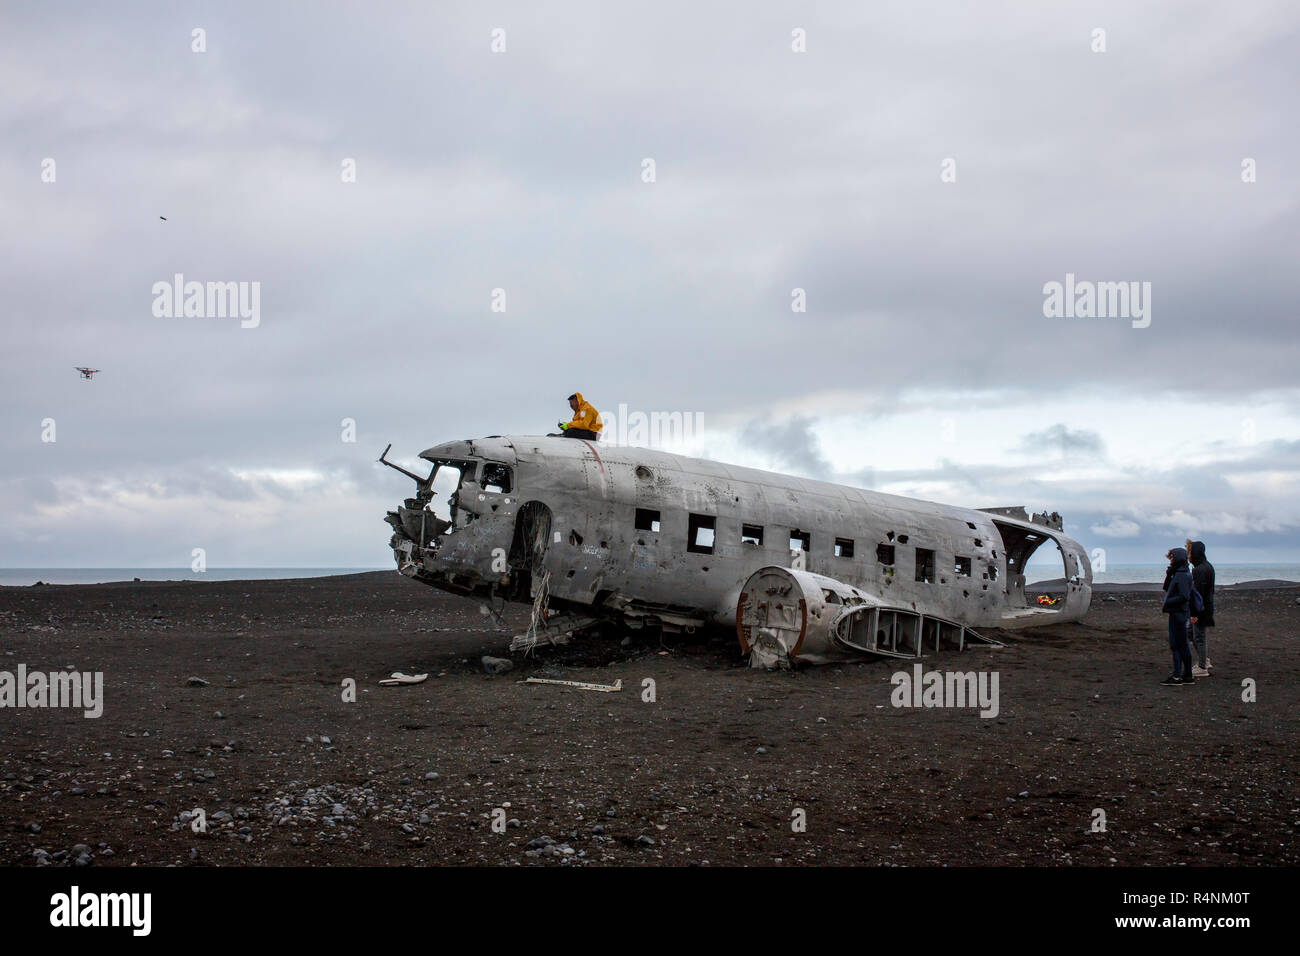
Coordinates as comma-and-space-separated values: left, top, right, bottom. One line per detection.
740, 416, 834, 480
1013, 424, 1106, 459
1, 1, 1298, 566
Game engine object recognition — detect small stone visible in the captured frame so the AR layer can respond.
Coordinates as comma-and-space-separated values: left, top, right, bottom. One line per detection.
186, 677, 209, 687
756, 747, 767, 755
636, 835, 656, 847
481, 656, 514, 675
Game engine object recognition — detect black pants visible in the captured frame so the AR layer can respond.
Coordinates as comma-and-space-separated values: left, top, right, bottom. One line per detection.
1168, 611, 1192, 678
562, 429, 598, 440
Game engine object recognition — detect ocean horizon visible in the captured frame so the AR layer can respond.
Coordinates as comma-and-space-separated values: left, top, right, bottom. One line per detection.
1, 563, 1297, 588
0, 567, 387, 587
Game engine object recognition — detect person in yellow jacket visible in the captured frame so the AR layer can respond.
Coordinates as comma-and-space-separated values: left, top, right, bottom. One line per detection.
558, 392, 602, 440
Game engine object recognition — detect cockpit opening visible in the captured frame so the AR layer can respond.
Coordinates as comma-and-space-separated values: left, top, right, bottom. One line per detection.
428, 460, 472, 525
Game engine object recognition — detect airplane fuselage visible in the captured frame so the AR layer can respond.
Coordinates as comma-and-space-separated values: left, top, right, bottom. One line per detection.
382, 436, 1091, 651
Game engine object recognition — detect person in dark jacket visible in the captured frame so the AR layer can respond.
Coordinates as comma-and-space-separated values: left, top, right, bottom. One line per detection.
1186, 539, 1216, 675
1159, 547, 1196, 685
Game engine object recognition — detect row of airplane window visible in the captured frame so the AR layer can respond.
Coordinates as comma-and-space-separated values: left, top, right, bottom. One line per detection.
633, 508, 995, 583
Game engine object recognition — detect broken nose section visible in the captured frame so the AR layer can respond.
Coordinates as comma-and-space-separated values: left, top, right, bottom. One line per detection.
385, 496, 449, 575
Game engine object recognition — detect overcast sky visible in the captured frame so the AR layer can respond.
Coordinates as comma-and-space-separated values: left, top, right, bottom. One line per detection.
2, 0, 1298, 570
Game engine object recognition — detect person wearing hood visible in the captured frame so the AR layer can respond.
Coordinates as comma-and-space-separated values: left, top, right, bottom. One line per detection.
1185, 539, 1216, 676
557, 392, 602, 440
1159, 547, 1196, 686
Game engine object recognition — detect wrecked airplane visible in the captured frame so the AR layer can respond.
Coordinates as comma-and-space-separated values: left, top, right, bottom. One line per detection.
380, 436, 1091, 667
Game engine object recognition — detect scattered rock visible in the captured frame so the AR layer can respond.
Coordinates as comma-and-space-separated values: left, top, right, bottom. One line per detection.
186, 677, 209, 687
481, 656, 514, 675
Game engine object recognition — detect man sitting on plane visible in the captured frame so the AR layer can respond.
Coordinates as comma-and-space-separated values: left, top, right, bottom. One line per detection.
557, 392, 602, 440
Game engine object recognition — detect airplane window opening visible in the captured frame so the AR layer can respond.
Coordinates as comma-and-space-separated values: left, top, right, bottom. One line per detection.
428, 462, 467, 524
877, 543, 895, 565
955, 556, 972, 576
834, 537, 855, 558
915, 547, 935, 583
742, 524, 764, 546
898, 534, 909, 544
635, 508, 661, 533
688, 514, 716, 554
789, 529, 811, 552
481, 463, 512, 494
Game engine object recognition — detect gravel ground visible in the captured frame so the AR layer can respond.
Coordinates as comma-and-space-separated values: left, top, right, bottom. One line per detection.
1, 572, 1297, 866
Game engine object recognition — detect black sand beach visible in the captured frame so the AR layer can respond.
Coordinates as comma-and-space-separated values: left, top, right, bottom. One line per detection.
2, 572, 1297, 866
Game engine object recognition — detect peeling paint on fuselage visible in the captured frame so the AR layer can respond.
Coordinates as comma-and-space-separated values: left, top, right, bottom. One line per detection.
383, 435, 1091, 632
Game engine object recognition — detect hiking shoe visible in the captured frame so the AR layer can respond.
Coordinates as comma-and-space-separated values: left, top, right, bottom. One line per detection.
1160, 676, 1182, 686
1192, 665, 1210, 677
